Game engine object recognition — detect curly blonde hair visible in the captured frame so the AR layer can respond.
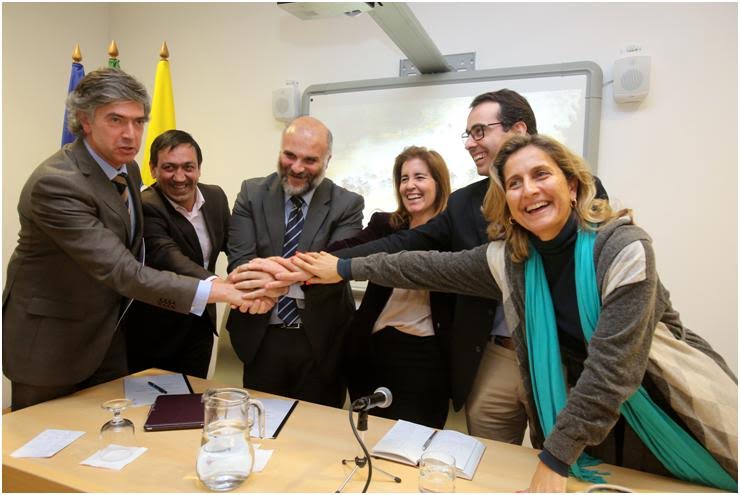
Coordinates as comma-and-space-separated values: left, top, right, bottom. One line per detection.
482, 134, 627, 262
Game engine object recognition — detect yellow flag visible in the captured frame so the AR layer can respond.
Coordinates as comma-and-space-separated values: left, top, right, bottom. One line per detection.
141, 59, 176, 185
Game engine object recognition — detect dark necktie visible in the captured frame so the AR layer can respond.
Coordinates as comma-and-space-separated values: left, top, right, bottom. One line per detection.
111, 173, 130, 213
276, 196, 305, 327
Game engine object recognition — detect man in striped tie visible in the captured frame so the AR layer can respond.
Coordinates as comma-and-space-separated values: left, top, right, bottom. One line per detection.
226, 116, 364, 408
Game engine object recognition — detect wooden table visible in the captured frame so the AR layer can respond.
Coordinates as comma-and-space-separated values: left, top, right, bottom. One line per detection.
2, 370, 723, 492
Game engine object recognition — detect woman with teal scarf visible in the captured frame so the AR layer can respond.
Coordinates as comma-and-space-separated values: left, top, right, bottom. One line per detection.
252, 134, 737, 491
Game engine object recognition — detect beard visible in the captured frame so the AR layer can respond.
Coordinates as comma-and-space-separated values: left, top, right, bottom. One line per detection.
277, 158, 326, 196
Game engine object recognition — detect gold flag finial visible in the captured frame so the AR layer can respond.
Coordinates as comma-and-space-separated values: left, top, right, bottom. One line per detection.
159, 41, 170, 60
108, 40, 119, 58
72, 44, 82, 63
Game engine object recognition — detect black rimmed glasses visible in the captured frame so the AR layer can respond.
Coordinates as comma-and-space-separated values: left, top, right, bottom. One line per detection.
461, 122, 504, 141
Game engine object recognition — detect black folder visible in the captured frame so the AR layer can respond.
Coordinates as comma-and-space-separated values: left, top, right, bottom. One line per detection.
143, 393, 204, 431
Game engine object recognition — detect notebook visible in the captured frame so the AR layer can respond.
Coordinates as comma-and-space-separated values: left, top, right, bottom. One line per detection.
371, 419, 486, 480
143, 393, 204, 431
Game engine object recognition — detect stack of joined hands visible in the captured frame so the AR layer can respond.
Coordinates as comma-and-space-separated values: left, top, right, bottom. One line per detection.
226, 251, 341, 314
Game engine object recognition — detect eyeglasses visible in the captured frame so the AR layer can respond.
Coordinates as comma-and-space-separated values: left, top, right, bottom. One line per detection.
461, 122, 504, 141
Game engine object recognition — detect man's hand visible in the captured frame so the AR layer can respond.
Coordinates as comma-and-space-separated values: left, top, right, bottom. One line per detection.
290, 251, 342, 284
208, 278, 259, 312
247, 256, 312, 285
241, 296, 277, 315
208, 278, 283, 314
228, 261, 293, 290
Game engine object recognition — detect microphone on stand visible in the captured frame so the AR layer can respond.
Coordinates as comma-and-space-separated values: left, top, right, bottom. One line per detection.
351, 387, 392, 412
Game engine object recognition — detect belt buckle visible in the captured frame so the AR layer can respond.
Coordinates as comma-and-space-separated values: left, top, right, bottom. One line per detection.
282, 323, 302, 330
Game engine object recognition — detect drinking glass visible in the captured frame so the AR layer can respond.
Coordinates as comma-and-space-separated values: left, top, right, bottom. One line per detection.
99, 398, 136, 460
419, 451, 456, 493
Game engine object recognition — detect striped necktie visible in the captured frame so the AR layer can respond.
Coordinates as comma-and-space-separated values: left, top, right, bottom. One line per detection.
111, 173, 130, 213
276, 196, 305, 327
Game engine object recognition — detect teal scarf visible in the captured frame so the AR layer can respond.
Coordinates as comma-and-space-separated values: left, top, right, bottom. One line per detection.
525, 229, 736, 490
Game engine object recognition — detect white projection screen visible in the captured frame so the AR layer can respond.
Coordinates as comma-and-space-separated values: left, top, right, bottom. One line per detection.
304, 62, 603, 226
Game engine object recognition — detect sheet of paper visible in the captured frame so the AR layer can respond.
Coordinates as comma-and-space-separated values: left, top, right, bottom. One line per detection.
253, 445, 273, 472
80, 444, 147, 470
11, 429, 85, 458
124, 373, 191, 407
249, 398, 297, 439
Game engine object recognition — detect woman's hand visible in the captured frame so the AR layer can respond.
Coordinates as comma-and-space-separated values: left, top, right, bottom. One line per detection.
291, 251, 342, 284
524, 461, 568, 492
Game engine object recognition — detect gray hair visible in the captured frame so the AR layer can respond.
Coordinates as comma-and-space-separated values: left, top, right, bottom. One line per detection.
326, 127, 333, 156
66, 68, 150, 137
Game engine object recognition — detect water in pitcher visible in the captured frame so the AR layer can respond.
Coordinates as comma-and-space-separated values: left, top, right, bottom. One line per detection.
196, 419, 254, 491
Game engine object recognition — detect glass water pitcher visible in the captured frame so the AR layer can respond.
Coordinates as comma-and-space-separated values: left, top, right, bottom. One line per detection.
196, 388, 265, 491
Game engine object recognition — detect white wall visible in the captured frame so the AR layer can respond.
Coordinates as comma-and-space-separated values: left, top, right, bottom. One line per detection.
412, 2, 738, 373
2, 2, 114, 409
3, 3, 736, 410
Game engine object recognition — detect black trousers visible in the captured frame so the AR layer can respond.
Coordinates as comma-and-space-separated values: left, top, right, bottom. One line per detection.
126, 324, 213, 379
244, 325, 345, 408
11, 329, 128, 411
363, 327, 449, 429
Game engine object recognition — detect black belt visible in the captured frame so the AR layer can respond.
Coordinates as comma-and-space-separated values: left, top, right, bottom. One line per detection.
492, 335, 515, 351
268, 323, 304, 330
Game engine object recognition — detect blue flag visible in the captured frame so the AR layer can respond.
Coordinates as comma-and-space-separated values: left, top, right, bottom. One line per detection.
61, 62, 85, 146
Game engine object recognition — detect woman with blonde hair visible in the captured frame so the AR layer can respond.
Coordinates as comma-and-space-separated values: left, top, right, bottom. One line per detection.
277, 134, 737, 491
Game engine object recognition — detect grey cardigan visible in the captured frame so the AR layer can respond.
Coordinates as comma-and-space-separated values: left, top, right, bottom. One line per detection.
349, 217, 737, 478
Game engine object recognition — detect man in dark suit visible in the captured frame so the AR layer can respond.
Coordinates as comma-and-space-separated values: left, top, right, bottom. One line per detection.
125, 130, 230, 378
2, 69, 250, 411
226, 116, 364, 408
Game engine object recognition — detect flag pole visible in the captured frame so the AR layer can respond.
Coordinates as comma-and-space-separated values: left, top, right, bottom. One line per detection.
72, 43, 82, 63
61, 44, 85, 146
108, 40, 120, 68
141, 41, 177, 186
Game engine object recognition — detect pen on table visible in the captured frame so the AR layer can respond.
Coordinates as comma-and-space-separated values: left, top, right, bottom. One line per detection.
422, 430, 438, 450
147, 381, 168, 394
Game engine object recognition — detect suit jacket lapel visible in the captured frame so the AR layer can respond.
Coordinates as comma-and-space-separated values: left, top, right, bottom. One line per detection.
472, 179, 489, 244
300, 179, 331, 251
264, 177, 285, 256
127, 166, 145, 252
199, 185, 221, 267
153, 184, 204, 263
73, 140, 134, 245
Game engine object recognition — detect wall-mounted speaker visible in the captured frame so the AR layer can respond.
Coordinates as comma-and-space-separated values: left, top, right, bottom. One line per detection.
613, 54, 651, 104
272, 82, 301, 122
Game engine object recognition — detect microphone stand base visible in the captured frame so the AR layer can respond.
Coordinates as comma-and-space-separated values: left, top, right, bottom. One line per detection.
336, 456, 401, 493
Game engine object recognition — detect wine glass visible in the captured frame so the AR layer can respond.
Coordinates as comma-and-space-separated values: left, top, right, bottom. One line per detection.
99, 398, 136, 460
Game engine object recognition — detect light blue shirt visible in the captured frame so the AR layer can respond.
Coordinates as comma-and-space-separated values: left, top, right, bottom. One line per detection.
84, 139, 210, 316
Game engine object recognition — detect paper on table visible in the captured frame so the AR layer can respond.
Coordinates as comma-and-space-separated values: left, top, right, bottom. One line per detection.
80, 444, 147, 470
252, 443, 273, 473
249, 398, 297, 439
11, 429, 85, 458
124, 374, 191, 407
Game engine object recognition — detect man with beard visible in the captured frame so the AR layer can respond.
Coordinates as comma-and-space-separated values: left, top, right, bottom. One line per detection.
125, 130, 231, 378
225, 116, 363, 407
